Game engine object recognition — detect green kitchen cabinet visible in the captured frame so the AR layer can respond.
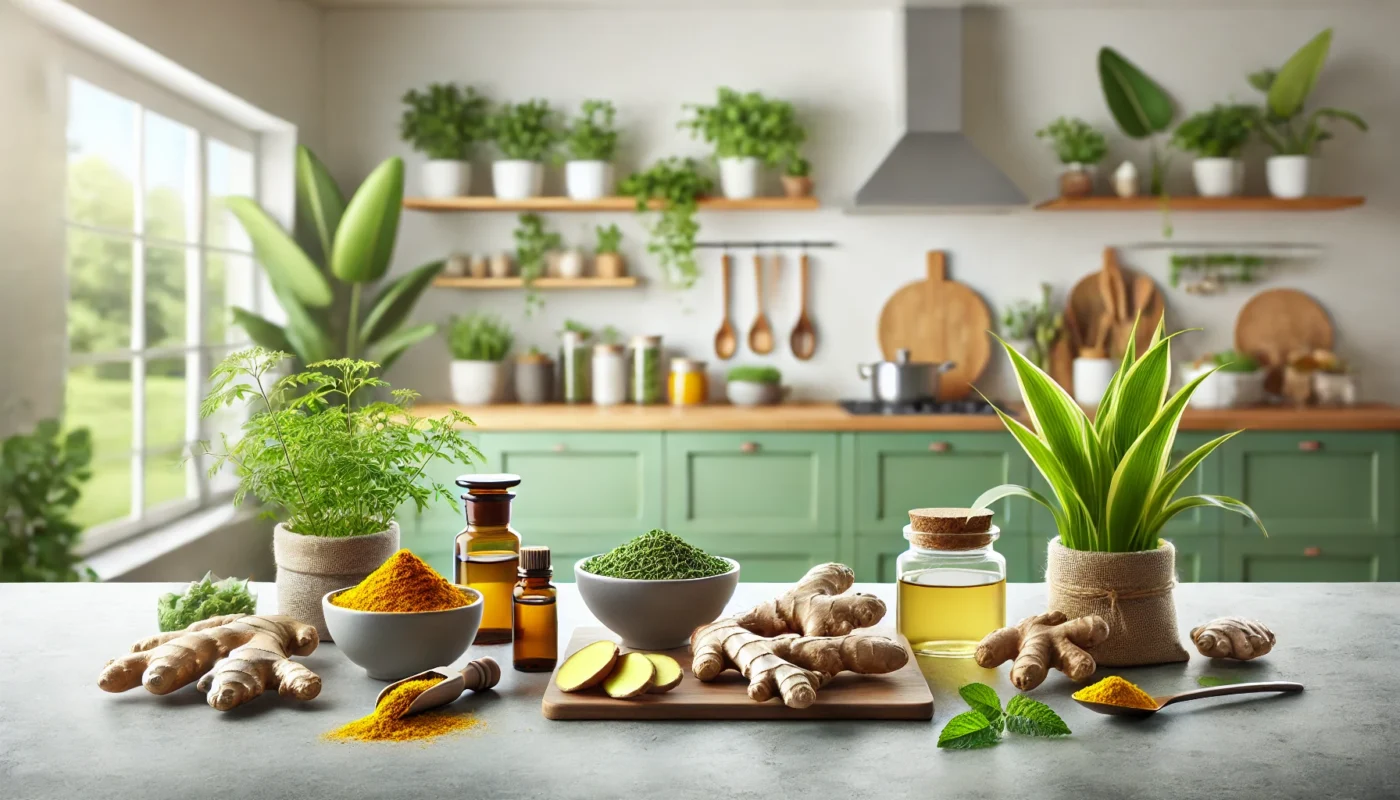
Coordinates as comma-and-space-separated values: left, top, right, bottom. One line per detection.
664, 433, 838, 536
856, 533, 1032, 584
701, 534, 840, 583
1029, 534, 1220, 583
1220, 432, 1398, 536
1223, 536, 1397, 582
397, 434, 483, 579
854, 432, 1032, 535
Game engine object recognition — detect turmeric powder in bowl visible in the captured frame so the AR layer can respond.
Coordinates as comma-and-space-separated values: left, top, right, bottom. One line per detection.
1073, 675, 1159, 710
331, 550, 472, 613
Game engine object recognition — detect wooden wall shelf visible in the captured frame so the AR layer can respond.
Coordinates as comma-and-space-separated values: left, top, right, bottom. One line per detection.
1035, 196, 1366, 212
432, 276, 642, 290
405, 196, 820, 212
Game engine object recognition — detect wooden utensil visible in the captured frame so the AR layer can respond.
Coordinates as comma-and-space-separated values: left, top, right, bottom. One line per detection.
713, 253, 738, 360
747, 253, 775, 355
1235, 288, 1333, 394
1074, 681, 1303, 719
789, 252, 817, 360
1132, 273, 1165, 356
376, 657, 501, 717
876, 250, 992, 400
1067, 248, 1166, 360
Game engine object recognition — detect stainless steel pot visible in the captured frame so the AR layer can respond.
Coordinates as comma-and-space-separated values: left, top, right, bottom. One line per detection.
858, 349, 955, 403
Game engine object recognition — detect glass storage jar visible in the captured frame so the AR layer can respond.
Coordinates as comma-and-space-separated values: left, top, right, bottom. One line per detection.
592, 343, 627, 407
668, 358, 707, 406
896, 524, 1006, 658
559, 329, 591, 404
628, 335, 664, 405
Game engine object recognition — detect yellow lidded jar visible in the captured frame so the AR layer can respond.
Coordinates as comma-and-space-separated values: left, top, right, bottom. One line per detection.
896, 522, 1006, 658
669, 357, 707, 406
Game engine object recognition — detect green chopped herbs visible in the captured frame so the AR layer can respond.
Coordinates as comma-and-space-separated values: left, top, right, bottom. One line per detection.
157, 571, 257, 632
938, 683, 1071, 749
582, 529, 731, 580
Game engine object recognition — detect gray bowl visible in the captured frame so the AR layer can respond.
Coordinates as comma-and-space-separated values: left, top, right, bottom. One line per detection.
322, 585, 484, 680
574, 557, 740, 649
726, 380, 782, 407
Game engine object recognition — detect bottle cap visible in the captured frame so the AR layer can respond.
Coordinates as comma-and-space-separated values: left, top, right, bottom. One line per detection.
520, 546, 551, 572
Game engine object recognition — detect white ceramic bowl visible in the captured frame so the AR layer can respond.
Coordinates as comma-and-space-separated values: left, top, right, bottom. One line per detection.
574, 557, 740, 649
322, 585, 483, 680
726, 380, 781, 407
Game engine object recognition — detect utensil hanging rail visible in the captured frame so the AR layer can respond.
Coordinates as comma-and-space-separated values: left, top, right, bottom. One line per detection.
694, 241, 838, 249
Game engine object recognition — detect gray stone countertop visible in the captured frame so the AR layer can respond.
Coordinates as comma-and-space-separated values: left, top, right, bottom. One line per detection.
2, 581, 1396, 800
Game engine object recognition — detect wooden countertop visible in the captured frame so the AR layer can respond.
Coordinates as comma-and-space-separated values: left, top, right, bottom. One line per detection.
412, 402, 1400, 432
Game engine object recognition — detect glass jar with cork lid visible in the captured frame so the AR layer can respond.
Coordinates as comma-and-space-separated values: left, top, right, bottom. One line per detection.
896, 507, 1006, 658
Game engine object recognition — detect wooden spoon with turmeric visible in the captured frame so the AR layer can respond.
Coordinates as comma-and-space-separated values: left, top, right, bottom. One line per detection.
376, 657, 501, 717
1074, 680, 1303, 718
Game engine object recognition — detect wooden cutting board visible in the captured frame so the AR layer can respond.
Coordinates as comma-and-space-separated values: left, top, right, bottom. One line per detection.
541, 627, 934, 721
877, 251, 992, 400
1235, 288, 1334, 392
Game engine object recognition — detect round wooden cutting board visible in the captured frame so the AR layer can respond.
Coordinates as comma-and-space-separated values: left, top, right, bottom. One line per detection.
877, 251, 992, 400
1235, 287, 1334, 369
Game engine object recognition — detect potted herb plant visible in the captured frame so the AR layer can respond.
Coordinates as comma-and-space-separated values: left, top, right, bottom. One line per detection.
1248, 29, 1367, 199
593, 223, 625, 279
972, 321, 1265, 666
399, 82, 489, 199
619, 157, 712, 288
680, 87, 804, 199
514, 213, 562, 314
1000, 283, 1063, 371
514, 347, 555, 405
446, 312, 513, 405
489, 99, 561, 200
1035, 117, 1108, 198
1171, 104, 1255, 197
1185, 350, 1264, 409
781, 156, 812, 199
198, 348, 479, 639
562, 99, 619, 200
725, 365, 783, 407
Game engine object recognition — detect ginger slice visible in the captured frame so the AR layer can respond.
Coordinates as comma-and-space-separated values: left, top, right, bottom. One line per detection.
602, 653, 656, 699
974, 611, 1110, 691
644, 653, 683, 694
555, 640, 619, 693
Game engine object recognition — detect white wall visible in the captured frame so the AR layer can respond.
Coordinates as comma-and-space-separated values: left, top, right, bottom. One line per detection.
322, 5, 1399, 402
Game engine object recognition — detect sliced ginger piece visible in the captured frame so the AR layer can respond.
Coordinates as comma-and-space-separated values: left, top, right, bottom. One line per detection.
555, 640, 619, 693
643, 653, 683, 694
602, 652, 655, 699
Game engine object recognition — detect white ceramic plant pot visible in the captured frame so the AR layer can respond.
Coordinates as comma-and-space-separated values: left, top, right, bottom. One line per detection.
493, 160, 544, 200
565, 160, 614, 200
1267, 155, 1310, 199
557, 249, 585, 279
1192, 158, 1240, 198
1072, 358, 1115, 406
420, 160, 471, 199
449, 360, 505, 405
1185, 365, 1266, 409
718, 156, 761, 200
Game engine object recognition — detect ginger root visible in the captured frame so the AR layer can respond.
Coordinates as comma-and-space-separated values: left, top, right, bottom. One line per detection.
1191, 616, 1275, 661
98, 614, 321, 711
690, 563, 908, 708
975, 611, 1110, 691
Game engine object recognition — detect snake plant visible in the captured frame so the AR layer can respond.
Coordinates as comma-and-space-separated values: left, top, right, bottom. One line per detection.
972, 320, 1266, 552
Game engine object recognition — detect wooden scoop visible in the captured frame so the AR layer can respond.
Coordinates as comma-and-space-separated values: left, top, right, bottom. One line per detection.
789, 252, 817, 360
747, 253, 775, 355
1074, 680, 1303, 719
376, 657, 501, 717
714, 253, 738, 360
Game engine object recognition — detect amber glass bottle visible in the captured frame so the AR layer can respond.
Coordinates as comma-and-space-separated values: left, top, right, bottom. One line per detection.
513, 546, 558, 672
454, 474, 522, 645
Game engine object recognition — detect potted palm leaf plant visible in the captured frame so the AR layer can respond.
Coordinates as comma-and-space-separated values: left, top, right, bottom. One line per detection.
562, 99, 619, 200
199, 349, 478, 639
489, 99, 562, 200
680, 87, 805, 199
399, 82, 489, 198
447, 312, 513, 405
1171, 104, 1255, 197
972, 320, 1266, 666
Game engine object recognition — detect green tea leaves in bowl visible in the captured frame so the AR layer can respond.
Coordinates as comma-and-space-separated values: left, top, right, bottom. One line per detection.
581, 529, 731, 580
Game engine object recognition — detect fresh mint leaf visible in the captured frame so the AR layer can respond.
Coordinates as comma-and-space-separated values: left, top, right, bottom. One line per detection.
1005, 695, 1071, 737
937, 711, 1002, 750
1197, 675, 1244, 688
958, 682, 1004, 728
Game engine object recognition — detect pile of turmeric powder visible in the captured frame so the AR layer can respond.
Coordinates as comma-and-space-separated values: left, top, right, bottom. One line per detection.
1073, 675, 1159, 710
323, 677, 481, 743
330, 550, 470, 613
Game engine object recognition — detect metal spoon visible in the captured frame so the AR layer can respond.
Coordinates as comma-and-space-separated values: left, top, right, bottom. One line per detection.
1074, 680, 1303, 718
748, 252, 775, 355
714, 252, 738, 360
789, 251, 817, 360
376, 657, 501, 717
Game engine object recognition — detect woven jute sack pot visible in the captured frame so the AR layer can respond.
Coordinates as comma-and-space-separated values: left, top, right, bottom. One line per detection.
1046, 537, 1189, 667
273, 522, 399, 641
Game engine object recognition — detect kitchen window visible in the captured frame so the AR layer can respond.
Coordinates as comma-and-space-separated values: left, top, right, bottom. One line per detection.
63, 52, 262, 551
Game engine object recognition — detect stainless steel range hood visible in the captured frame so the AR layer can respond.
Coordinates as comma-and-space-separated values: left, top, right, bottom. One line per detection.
851, 7, 1027, 211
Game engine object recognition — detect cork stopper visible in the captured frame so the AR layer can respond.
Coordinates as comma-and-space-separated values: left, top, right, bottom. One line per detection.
520, 546, 551, 573
907, 507, 995, 550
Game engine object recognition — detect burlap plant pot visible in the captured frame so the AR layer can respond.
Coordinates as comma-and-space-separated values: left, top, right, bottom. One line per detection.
273, 522, 399, 641
1046, 537, 1190, 666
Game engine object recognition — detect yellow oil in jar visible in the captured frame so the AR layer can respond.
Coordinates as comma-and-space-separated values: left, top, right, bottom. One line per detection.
897, 568, 1006, 658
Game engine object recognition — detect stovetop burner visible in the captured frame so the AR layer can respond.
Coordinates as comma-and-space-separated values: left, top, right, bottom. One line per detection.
839, 399, 998, 416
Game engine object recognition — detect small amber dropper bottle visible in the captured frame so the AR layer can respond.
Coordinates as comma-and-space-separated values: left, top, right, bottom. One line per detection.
513, 546, 558, 672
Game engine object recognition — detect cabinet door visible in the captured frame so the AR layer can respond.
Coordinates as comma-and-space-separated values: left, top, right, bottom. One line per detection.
1222, 536, 1397, 582
856, 534, 1031, 584
1221, 432, 1397, 536
705, 534, 840, 583
854, 433, 1032, 535
1030, 535, 1220, 583
478, 433, 663, 537
664, 433, 838, 536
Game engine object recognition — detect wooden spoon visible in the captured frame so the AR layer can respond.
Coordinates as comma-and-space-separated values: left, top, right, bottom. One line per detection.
747, 253, 774, 355
713, 253, 738, 360
789, 252, 817, 360
1074, 680, 1303, 719
376, 657, 501, 717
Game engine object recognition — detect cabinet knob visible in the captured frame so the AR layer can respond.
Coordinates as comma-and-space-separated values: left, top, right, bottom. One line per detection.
1303, 546, 1322, 557
552, 443, 567, 453
928, 441, 951, 453
740, 441, 760, 454
1298, 440, 1323, 452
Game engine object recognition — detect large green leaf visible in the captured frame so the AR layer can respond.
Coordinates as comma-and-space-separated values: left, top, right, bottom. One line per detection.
971, 483, 1064, 541
1268, 29, 1332, 119
984, 405, 1097, 549
360, 260, 445, 346
365, 322, 436, 371
269, 283, 333, 364
226, 197, 332, 308
230, 307, 294, 354
1144, 430, 1241, 535
331, 157, 404, 284
295, 146, 345, 266
1152, 494, 1267, 538
1107, 329, 1188, 462
1099, 47, 1175, 139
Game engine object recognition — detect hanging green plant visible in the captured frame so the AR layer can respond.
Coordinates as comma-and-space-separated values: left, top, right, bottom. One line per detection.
618, 158, 713, 288
513, 213, 562, 315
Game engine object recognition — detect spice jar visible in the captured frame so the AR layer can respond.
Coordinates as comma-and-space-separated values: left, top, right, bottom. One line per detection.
592, 343, 626, 407
628, 335, 664, 405
896, 523, 1006, 658
668, 358, 707, 406
559, 328, 591, 404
